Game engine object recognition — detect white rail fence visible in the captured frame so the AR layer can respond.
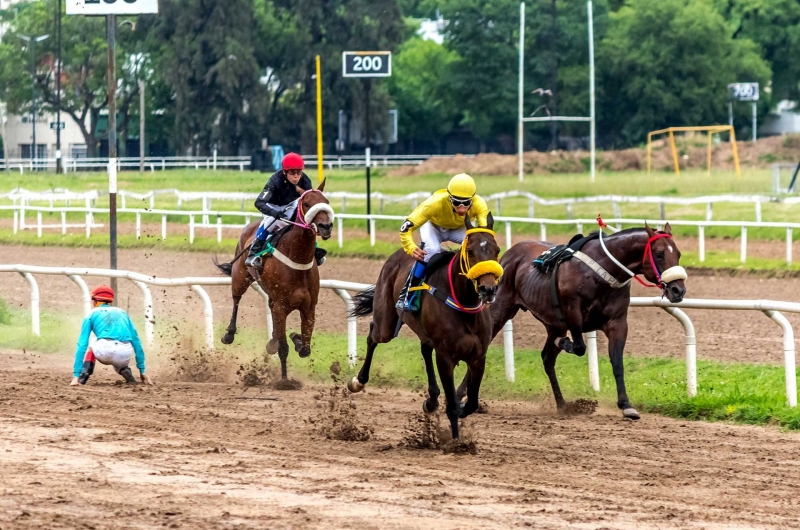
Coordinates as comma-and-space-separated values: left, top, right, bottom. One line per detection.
1, 264, 796, 407
6, 205, 800, 266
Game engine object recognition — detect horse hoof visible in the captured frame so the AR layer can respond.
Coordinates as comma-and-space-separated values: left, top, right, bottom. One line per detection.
422, 399, 438, 414
347, 377, 365, 393
266, 339, 279, 355
557, 337, 573, 353
623, 407, 641, 420
221, 333, 235, 345
298, 346, 311, 358
290, 332, 303, 353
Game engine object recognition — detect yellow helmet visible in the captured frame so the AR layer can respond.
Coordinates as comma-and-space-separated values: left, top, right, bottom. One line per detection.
447, 173, 476, 199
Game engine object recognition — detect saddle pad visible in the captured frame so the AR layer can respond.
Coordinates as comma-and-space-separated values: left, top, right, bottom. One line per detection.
532, 232, 599, 273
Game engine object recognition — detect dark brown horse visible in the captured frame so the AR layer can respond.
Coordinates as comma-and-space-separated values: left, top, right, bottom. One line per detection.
215, 181, 333, 379
347, 214, 503, 439
483, 223, 686, 419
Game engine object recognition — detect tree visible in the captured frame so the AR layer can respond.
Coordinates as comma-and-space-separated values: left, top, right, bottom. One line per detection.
0, 1, 139, 157
386, 37, 460, 152
597, 0, 771, 146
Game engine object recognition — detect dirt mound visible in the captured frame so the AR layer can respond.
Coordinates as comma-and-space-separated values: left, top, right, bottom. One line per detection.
564, 398, 598, 416
389, 133, 800, 177
401, 412, 478, 454
307, 365, 373, 442
167, 337, 236, 383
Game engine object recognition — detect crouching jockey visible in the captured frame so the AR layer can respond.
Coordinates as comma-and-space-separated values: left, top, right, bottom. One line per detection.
70, 285, 152, 386
397, 173, 490, 312
245, 152, 327, 269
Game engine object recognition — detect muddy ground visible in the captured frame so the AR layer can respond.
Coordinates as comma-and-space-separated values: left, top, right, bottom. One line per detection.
1, 352, 800, 529
1, 245, 799, 364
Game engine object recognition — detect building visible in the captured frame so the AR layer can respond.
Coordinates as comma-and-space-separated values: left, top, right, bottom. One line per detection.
761, 100, 800, 137
0, 0, 88, 160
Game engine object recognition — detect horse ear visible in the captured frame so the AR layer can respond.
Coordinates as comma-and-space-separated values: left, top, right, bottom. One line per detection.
664, 222, 672, 235
644, 221, 655, 237
317, 178, 326, 192
486, 212, 494, 230
464, 214, 474, 230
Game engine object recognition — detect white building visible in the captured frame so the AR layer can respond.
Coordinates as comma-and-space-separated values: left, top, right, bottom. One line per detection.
0, 0, 88, 160
761, 100, 800, 136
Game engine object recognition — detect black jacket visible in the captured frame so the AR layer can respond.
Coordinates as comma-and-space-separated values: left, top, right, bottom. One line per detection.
254, 170, 313, 218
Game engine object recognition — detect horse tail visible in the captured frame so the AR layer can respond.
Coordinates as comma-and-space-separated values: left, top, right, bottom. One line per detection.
213, 244, 251, 277
349, 286, 376, 317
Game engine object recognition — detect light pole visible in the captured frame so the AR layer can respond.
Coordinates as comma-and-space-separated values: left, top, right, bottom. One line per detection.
56, 0, 63, 173
18, 34, 49, 168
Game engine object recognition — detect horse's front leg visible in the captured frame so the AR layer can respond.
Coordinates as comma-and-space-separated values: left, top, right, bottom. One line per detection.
435, 351, 460, 440
221, 295, 242, 345
604, 318, 639, 419
348, 322, 378, 393
268, 306, 290, 379
460, 355, 486, 417
420, 343, 440, 413
542, 326, 568, 412
291, 298, 315, 358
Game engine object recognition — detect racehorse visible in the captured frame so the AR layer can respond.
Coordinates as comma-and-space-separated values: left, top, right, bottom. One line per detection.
214, 181, 334, 379
482, 221, 686, 419
347, 214, 503, 439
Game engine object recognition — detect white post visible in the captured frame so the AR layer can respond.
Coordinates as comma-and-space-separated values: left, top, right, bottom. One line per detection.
755, 201, 762, 222
335, 288, 358, 367
369, 219, 376, 246
133, 281, 155, 347
337, 217, 343, 248
787, 228, 793, 266
161, 214, 167, 240
752, 101, 757, 143
505, 221, 512, 249
21, 272, 39, 336
251, 284, 273, 336
764, 310, 796, 407
706, 202, 712, 221
517, 2, 525, 183
61, 211, 66, 235
13, 209, 18, 234
189, 214, 195, 244
586, 331, 599, 391
136, 212, 141, 239
588, 0, 596, 182
191, 285, 215, 351
698, 225, 705, 262
67, 275, 92, 316
37, 211, 42, 238
662, 307, 697, 397
741, 226, 747, 263
216, 214, 222, 243
540, 223, 547, 241
213, 148, 217, 170
503, 320, 515, 382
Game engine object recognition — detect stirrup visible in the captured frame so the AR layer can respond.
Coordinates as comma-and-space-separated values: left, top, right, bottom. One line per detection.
246, 255, 262, 268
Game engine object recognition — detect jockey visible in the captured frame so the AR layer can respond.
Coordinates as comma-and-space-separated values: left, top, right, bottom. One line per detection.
70, 285, 152, 386
245, 152, 327, 269
397, 173, 490, 312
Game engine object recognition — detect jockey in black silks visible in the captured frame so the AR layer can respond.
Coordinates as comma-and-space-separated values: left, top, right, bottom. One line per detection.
245, 152, 327, 269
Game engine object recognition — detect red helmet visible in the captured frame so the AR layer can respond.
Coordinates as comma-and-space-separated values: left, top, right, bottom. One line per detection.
282, 152, 304, 171
91, 285, 115, 302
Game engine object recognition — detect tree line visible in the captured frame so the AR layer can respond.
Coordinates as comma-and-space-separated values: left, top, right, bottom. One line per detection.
0, 0, 796, 157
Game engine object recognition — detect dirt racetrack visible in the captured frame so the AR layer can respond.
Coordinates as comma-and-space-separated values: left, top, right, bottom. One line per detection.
3, 246, 800, 527
2, 351, 800, 529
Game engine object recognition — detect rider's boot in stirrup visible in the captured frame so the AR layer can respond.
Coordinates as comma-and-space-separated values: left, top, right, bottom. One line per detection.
245, 236, 268, 268
314, 246, 327, 266
119, 366, 137, 384
395, 261, 427, 313
77, 360, 95, 385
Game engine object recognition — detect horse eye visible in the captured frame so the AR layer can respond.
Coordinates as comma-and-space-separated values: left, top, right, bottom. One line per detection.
303, 202, 310, 208
655, 252, 665, 259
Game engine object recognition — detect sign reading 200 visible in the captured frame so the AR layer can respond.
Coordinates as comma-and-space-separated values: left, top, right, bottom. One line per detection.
342, 52, 392, 78
66, 0, 158, 15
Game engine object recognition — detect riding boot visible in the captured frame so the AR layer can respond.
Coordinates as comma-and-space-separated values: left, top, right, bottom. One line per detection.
77, 360, 95, 385
395, 261, 427, 313
314, 246, 327, 266
119, 366, 137, 384
245, 235, 268, 268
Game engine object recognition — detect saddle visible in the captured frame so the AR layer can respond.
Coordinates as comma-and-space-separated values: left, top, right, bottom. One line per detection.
254, 223, 293, 259
532, 232, 599, 273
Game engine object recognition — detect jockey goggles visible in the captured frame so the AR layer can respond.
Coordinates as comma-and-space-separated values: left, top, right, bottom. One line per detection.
449, 195, 473, 208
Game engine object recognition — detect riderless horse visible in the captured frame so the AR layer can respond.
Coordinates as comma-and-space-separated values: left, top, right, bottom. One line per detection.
215, 181, 334, 379
482, 219, 686, 418
348, 214, 503, 439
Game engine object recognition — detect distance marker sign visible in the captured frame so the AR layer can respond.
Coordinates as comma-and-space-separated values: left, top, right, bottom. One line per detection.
342, 51, 391, 78
66, 0, 158, 15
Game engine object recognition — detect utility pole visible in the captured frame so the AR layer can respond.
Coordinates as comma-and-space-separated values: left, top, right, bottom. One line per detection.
18, 34, 49, 169
107, 14, 118, 298
139, 79, 145, 172
56, 0, 63, 173
364, 78, 371, 234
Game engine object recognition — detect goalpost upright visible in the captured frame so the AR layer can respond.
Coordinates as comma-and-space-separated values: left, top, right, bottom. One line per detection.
518, 1, 596, 183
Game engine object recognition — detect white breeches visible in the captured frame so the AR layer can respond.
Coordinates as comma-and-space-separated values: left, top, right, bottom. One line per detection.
419, 222, 467, 263
91, 339, 133, 373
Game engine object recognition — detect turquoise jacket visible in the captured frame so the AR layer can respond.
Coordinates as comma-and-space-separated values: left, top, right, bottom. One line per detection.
73, 304, 146, 377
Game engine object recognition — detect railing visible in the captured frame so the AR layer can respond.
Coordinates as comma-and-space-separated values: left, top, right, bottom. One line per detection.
2, 263, 796, 407
6, 206, 800, 266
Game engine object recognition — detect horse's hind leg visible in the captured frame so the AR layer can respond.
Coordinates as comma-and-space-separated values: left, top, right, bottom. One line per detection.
461, 356, 486, 418
421, 343, 440, 413
435, 351, 460, 440
604, 318, 639, 419
542, 327, 568, 412
221, 276, 252, 345
269, 307, 290, 379
456, 370, 470, 401
291, 300, 315, 358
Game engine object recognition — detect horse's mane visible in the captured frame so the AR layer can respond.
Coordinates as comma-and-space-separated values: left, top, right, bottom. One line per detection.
425, 250, 456, 279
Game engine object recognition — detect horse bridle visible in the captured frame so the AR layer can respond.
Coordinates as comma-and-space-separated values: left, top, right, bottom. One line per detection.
287, 189, 334, 235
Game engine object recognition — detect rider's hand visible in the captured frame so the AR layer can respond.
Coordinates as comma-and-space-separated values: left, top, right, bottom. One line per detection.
70, 377, 80, 386
412, 247, 426, 262
140, 373, 154, 385
295, 185, 304, 195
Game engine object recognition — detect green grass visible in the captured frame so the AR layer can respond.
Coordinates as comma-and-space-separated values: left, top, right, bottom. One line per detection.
5, 301, 799, 429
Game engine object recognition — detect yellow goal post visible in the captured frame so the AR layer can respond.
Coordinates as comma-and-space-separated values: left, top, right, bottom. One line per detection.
646, 125, 741, 179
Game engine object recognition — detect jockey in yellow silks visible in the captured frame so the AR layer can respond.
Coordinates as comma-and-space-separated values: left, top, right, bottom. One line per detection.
397, 173, 490, 312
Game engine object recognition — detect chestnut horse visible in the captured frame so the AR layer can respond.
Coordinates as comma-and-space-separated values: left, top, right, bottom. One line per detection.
348, 214, 503, 439
482, 223, 687, 419
214, 181, 333, 379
